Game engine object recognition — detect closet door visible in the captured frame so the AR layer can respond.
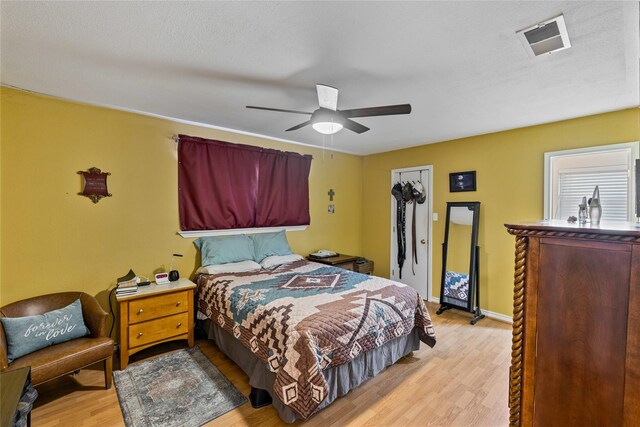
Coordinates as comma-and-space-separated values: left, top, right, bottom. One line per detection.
534, 238, 631, 426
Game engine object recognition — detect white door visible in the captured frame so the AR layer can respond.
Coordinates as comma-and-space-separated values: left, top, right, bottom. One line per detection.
390, 167, 431, 299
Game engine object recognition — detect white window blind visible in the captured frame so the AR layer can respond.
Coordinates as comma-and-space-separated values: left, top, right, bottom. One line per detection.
556, 170, 628, 221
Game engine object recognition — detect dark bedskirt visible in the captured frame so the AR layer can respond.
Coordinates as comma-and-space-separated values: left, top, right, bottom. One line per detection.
203, 318, 420, 423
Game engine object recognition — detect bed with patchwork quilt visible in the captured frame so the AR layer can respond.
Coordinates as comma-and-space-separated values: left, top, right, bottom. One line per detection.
196, 258, 436, 422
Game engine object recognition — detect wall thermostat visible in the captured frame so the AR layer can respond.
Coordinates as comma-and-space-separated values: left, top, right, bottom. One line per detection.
155, 273, 170, 285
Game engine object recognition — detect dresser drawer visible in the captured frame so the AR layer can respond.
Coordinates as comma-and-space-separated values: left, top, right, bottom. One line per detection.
128, 291, 189, 324
128, 312, 189, 348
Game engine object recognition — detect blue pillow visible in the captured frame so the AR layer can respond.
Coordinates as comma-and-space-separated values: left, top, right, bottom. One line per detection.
194, 235, 255, 266
252, 231, 293, 262
1, 299, 89, 363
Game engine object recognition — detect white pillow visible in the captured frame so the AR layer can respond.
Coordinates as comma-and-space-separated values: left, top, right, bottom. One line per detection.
196, 260, 262, 274
259, 254, 304, 269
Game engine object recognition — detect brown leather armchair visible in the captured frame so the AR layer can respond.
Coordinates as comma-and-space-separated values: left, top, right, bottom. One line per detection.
0, 292, 114, 388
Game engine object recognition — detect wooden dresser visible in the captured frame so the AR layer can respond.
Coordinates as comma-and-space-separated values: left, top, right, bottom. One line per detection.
505, 221, 640, 426
117, 278, 196, 369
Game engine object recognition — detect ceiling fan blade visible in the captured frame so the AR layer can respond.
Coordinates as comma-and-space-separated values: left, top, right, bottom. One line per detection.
340, 104, 411, 118
246, 106, 312, 115
316, 84, 339, 111
285, 120, 312, 131
342, 119, 370, 134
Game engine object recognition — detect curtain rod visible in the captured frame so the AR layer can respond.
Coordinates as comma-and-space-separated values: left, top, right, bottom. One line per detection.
170, 135, 314, 159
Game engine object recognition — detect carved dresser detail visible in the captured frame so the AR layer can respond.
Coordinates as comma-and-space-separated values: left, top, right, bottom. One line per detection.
505, 221, 640, 426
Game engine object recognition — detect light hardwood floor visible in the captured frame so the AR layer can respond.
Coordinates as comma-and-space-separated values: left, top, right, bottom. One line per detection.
31, 303, 511, 426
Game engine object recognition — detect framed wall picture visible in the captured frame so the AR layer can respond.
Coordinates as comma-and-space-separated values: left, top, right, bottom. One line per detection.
449, 171, 476, 192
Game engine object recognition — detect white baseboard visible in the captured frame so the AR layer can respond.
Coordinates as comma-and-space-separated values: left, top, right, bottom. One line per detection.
427, 296, 513, 324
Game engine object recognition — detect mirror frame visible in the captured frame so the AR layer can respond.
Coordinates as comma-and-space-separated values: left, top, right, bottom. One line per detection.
439, 201, 481, 313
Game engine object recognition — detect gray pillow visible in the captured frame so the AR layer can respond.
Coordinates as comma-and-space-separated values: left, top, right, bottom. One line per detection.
194, 235, 256, 266
1, 299, 89, 363
251, 231, 293, 262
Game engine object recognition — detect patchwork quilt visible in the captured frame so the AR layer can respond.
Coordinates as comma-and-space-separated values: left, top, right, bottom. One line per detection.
443, 270, 470, 308
196, 259, 436, 419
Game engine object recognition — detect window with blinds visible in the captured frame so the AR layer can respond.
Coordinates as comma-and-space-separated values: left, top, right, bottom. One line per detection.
556, 170, 629, 221
544, 142, 639, 222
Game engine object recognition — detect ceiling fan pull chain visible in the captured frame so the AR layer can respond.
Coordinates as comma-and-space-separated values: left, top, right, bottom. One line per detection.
330, 131, 335, 159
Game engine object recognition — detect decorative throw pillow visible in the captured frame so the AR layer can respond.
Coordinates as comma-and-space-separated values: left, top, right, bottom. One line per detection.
194, 235, 255, 266
1, 299, 89, 363
252, 231, 293, 262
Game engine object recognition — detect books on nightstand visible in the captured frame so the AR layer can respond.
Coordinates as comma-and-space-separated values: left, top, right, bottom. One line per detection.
116, 284, 137, 297
116, 269, 138, 297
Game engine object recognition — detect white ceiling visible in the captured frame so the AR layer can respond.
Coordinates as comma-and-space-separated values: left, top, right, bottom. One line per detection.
1, 1, 638, 155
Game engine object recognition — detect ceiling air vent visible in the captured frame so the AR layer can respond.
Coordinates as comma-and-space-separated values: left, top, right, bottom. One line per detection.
517, 14, 571, 57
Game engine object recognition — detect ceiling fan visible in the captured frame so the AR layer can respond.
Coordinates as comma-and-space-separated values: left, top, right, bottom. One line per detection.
246, 84, 411, 135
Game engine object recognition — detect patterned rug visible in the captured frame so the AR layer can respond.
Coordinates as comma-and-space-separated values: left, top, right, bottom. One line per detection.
113, 346, 247, 427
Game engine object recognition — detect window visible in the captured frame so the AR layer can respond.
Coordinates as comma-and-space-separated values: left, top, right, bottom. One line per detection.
544, 142, 639, 221
177, 135, 312, 233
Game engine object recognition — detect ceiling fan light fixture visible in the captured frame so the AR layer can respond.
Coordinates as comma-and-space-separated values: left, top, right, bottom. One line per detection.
311, 109, 344, 134
312, 121, 344, 135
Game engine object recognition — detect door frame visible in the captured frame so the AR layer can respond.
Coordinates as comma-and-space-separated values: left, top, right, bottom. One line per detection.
389, 165, 433, 300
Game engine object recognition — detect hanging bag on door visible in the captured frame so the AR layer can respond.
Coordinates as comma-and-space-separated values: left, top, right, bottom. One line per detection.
391, 182, 406, 278
402, 182, 418, 274
410, 181, 427, 272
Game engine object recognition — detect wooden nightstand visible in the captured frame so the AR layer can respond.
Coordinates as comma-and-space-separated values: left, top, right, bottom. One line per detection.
117, 278, 196, 369
308, 254, 374, 274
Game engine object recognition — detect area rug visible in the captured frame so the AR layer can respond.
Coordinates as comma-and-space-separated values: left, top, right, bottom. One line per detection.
113, 346, 247, 427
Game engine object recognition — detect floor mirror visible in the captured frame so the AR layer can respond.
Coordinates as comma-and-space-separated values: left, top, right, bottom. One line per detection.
436, 201, 484, 324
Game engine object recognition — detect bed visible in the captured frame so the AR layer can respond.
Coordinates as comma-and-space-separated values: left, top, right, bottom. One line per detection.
195, 256, 436, 422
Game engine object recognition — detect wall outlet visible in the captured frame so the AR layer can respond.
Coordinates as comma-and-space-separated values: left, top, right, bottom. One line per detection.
433, 212, 438, 221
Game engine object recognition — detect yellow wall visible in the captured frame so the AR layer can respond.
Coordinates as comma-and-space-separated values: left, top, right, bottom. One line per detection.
0, 88, 363, 315
2, 86, 639, 321
362, 108, 640, 317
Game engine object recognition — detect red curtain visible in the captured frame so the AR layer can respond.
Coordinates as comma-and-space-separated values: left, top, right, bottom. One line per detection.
178, 135, 312, 230
256, 148, 312, 227
178, 136, 261, 230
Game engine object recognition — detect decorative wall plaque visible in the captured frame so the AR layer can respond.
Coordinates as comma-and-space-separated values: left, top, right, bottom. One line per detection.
78, 167, 112, 203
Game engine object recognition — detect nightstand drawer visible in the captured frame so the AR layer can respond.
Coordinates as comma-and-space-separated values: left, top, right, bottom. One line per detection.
335, 261, 355, 271
129, 312, 189, 348
129, 291, 189, 324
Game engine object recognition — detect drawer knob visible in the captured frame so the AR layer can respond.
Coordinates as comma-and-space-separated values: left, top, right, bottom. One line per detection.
177, 322, 182, 328
176, 301, 181, 306
137, 332, 143, 337
137, 309, 143, 314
